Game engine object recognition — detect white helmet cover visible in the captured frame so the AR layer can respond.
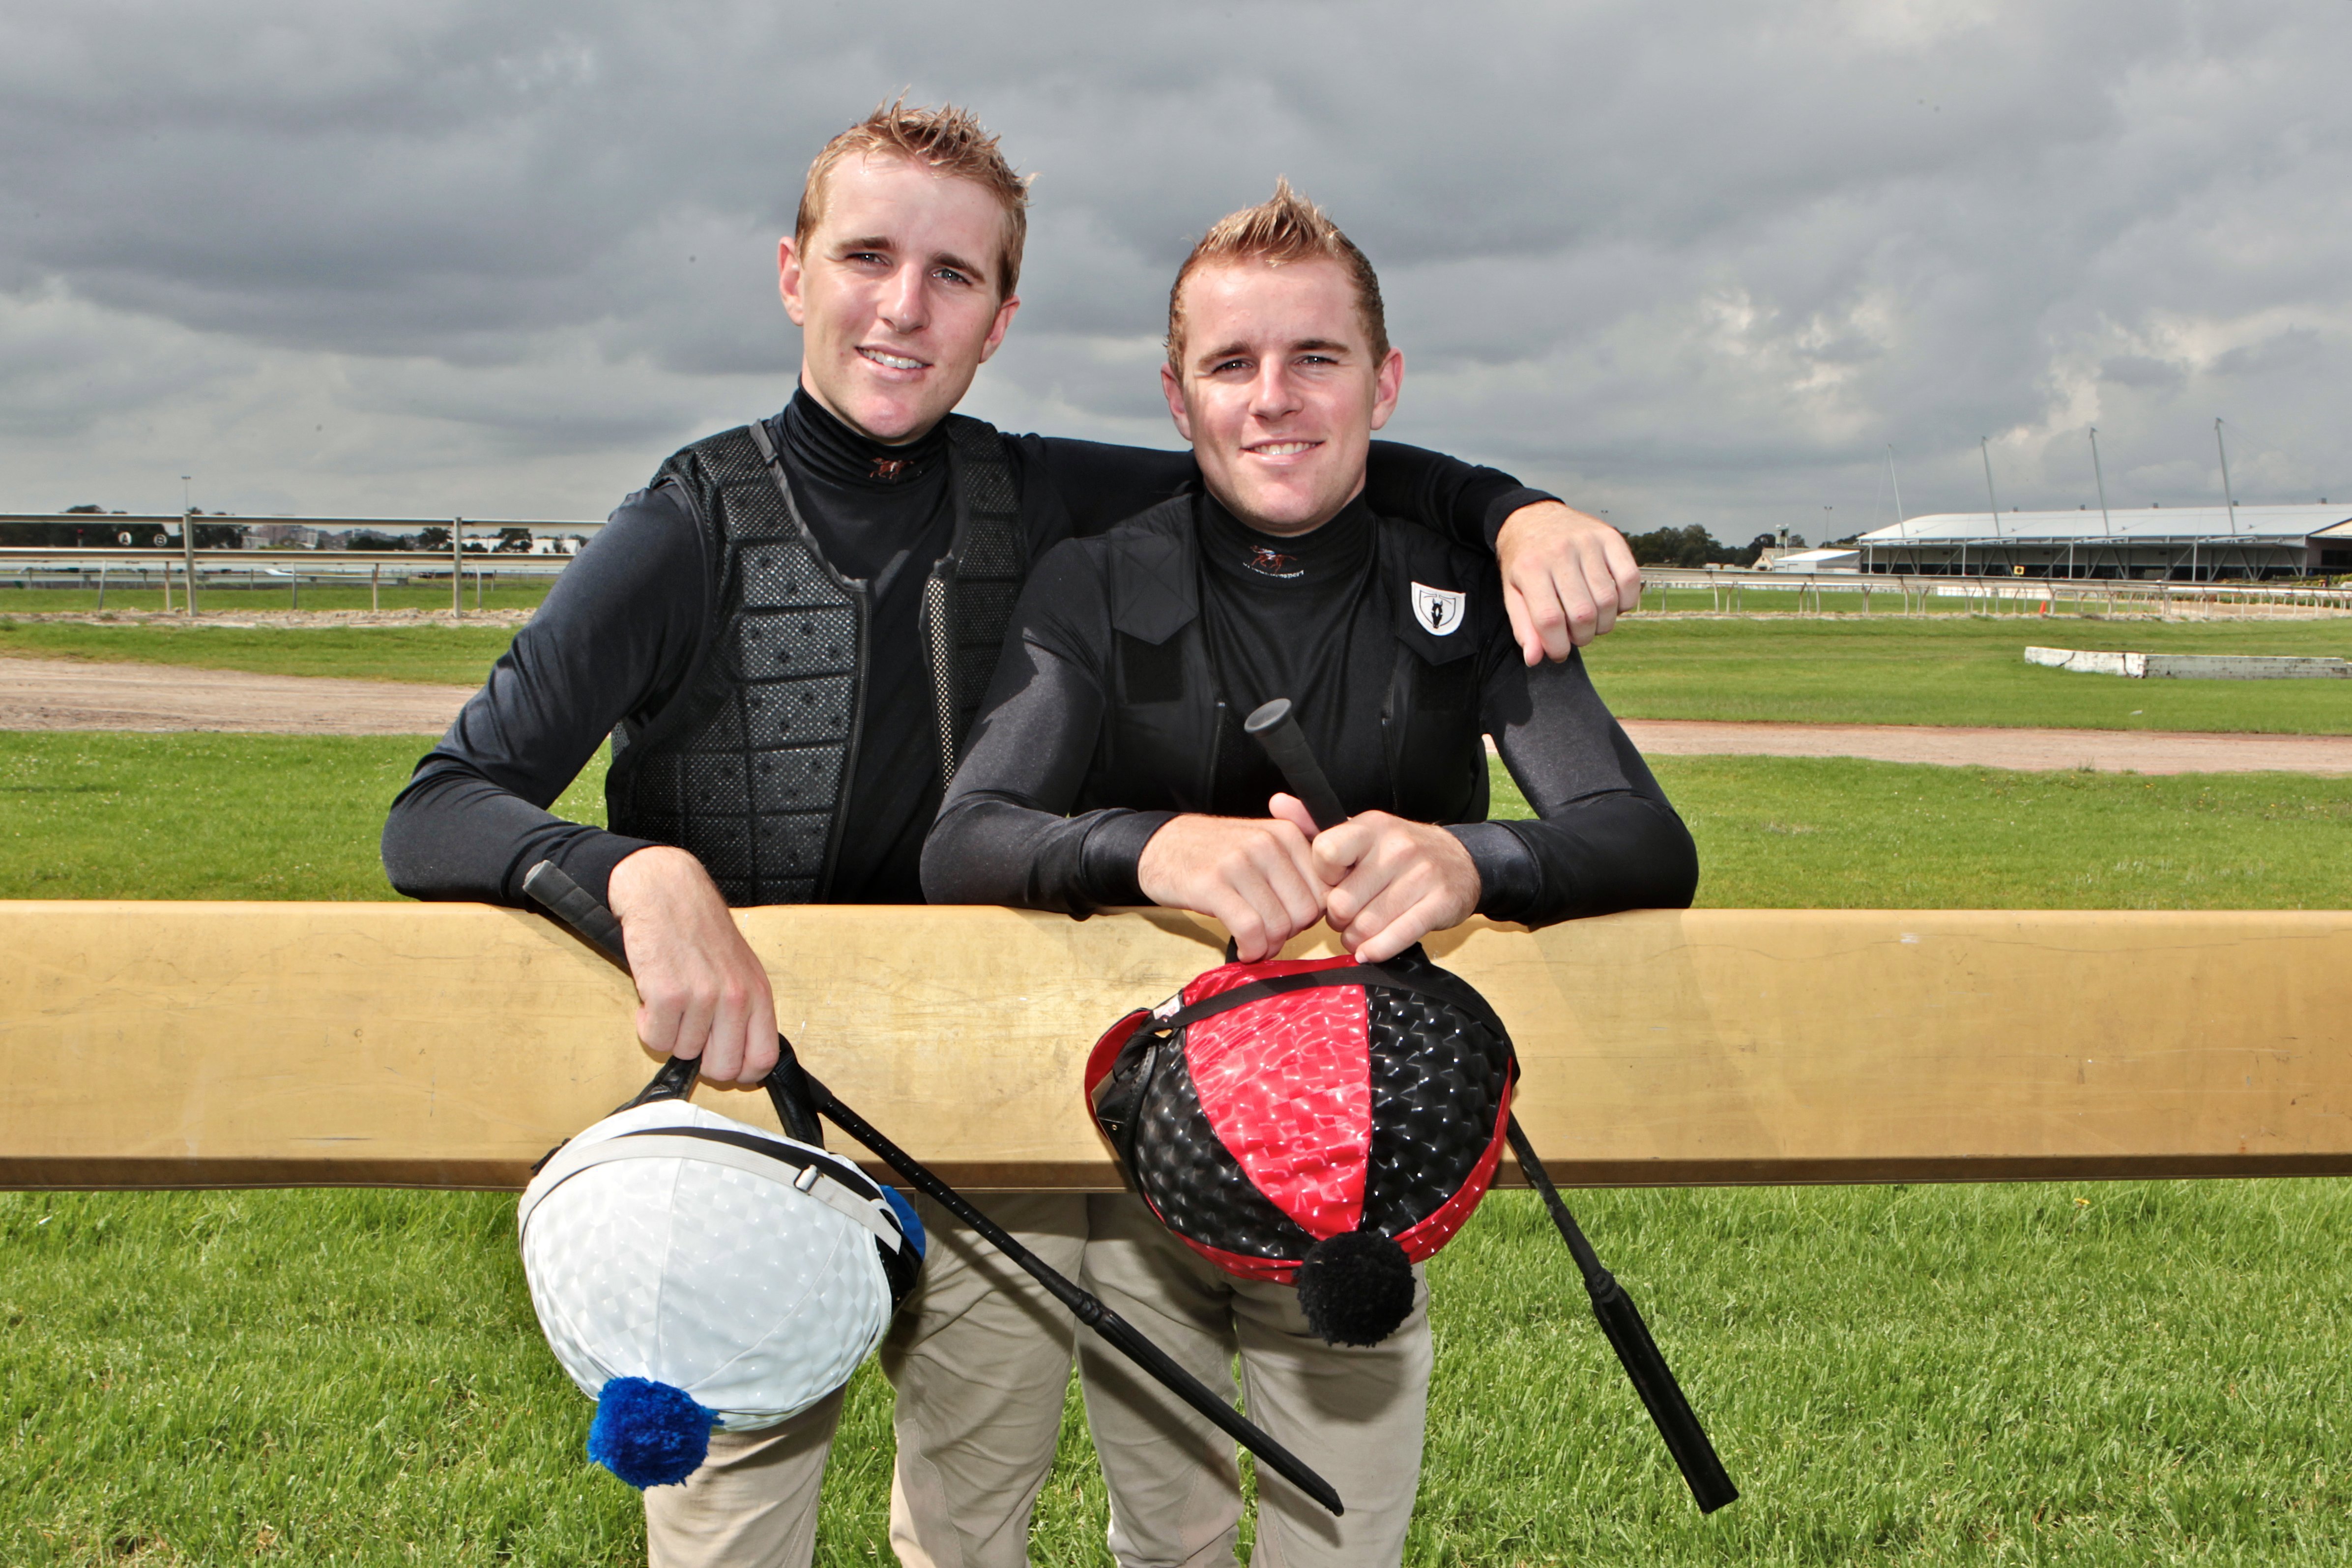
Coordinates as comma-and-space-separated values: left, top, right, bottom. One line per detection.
519, 1100, 921, 1450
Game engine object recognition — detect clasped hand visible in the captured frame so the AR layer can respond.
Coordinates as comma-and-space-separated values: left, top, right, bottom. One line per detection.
1134, 795, 1480, 964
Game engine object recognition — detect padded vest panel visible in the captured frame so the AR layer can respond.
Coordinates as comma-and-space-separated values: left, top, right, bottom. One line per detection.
608, 415, 1018, 906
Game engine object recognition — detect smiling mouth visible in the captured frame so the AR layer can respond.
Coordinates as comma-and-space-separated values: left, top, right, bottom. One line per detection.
858, 347, 928, 372
1247, 440, 1319, 458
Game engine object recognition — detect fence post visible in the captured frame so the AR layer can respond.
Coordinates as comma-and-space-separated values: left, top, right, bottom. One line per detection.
371, 562, 381, 613
95, 564, 107, 611
451, 520, 464, 618
180, 511, 199, 617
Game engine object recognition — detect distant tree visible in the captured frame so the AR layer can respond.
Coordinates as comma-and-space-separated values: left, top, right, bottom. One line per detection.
1623, 524, 1739, 569
347, 530, 406, 552
495, 526, 535, 553
415, 526, 451, 551
64, 503, 105, 514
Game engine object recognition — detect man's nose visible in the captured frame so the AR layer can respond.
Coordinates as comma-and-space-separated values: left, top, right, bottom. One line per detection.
1248, 362, 1302, 420
878, 263, 929, 335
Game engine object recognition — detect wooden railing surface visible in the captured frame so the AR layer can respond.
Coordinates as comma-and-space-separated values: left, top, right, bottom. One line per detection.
4, 902, 2346, 1191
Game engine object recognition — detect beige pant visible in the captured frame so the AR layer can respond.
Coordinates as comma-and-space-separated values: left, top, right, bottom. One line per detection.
642, 1192, 1089, 1568
642, 1191, 1428, 1568
1078, 1193, 1432, 1568
643, 1385, 847, 1568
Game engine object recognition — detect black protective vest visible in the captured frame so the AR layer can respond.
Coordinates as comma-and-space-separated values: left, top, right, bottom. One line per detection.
1081, 498, 1491, 824
605, 415, 1023, 905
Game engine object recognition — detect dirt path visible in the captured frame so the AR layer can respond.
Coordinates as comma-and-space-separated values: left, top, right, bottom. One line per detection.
1617, 719, 2352, 776
6, 654, 2351, 772
0, 656, 473, 735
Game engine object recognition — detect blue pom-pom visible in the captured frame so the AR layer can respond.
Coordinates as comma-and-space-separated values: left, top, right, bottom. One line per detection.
587, 1377, 716, 1488
880, 1185, 926, 1260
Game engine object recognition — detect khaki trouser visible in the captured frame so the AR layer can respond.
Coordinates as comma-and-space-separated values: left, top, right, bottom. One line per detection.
643, 1386, 847, 1568
1078, 1193, 1432, 1568
642, 1192, 1088, 1568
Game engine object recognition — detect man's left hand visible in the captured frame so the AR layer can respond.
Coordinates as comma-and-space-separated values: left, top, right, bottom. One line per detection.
1495, 500, 1640, 664
1269, 795, 1481, 963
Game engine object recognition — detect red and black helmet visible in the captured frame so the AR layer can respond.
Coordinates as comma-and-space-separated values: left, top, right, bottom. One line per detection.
1086, 945, 1517, 1346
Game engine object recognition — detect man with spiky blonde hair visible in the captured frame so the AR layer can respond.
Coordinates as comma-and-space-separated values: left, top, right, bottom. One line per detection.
390, 103, 1637, 1566
926, 181, 1693, 1567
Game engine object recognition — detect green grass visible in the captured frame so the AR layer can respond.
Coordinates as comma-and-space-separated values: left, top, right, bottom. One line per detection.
0, 735, 607, 901
0, 621, 524, 688
0, 578, 554, 617
1583, 614, 2352, 734
1496, 759, 2352, 911
10, 734, 2339, 913
5, 740, 2350, 1563
10, 1179, 2349, 1565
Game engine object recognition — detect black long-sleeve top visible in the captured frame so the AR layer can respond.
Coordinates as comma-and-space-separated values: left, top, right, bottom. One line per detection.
920, 493, 1698, 927
380, 389, 1555, 909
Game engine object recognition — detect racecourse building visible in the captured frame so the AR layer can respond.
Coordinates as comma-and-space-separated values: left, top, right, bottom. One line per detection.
1853, 504, 2352, 581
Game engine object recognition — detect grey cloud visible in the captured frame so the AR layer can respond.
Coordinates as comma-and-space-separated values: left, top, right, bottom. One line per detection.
3, 0, 2349, 530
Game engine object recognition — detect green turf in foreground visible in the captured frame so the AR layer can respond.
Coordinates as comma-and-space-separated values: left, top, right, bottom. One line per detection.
1581, 613, 2352, 734
7, 1180, 2349, 1566
6, 740, 2349, 1563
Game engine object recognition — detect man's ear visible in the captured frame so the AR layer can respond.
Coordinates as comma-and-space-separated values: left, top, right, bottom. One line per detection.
1160, 363, 1194, 442
778, 236, 807, 327
976, 292, 1022, 365
1368, 348, 1405, 432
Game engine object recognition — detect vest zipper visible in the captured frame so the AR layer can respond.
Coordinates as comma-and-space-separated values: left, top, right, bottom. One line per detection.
815, 579, 871, 900
921, 558, 958, 790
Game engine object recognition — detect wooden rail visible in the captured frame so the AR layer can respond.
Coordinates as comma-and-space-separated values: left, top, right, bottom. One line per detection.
3, 902, 2346, 1191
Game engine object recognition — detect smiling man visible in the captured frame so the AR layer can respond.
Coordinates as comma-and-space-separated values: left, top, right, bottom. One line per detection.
383, 105, 1635, 1568
922, 182, 1696, 1567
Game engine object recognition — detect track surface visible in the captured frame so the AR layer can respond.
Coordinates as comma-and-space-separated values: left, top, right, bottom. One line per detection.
0, 656, 473, 736
6, 655, 2351, 773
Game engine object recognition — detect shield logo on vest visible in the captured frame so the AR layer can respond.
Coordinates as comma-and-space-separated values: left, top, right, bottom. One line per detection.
1410, 581, 1466, 637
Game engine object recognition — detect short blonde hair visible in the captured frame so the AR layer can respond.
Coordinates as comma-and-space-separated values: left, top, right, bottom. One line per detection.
1165, 178, 1388, 370
796, 98, 1031, 298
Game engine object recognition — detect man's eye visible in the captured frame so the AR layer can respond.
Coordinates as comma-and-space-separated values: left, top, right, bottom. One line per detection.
846, 252, 888, 266
932, 268, 973, 287
1212, 358, 1250, 375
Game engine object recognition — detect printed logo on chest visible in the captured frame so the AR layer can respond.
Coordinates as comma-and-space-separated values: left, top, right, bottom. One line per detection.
1411, 581, 1466, 636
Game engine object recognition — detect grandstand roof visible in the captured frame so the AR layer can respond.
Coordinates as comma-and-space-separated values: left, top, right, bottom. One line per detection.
1857, 503, 2351, 548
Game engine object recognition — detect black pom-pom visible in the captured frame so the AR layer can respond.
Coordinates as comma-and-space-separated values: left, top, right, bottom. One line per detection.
1295, 1230, 1414, 1346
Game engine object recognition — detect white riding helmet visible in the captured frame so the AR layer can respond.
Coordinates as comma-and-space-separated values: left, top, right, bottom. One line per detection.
518, 1097, 924, 1486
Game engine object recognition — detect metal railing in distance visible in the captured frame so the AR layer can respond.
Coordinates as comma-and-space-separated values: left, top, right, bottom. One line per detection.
1634, 568, 2352, 619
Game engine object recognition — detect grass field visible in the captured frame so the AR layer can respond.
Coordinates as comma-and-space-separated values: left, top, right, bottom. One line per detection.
6, 733, 2345, 912
0, 578, 555, 617
1581, 614, 2352, 734
5, 627, 2350, 1564
0, 620, 523, 688
12, 606, 2351, 731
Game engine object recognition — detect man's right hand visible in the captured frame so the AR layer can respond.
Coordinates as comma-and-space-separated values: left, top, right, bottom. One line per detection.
605, 845, 779, 1084
1136, 813, 1325, 963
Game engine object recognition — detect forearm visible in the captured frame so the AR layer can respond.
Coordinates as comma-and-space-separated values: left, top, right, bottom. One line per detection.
920, 621, 1172, 913
1362, 441, 1556, 552
1470, 648, 1700, 925
1451, 792, 1697, 926
381, 760, 655, 907
921, 798, 1169, 913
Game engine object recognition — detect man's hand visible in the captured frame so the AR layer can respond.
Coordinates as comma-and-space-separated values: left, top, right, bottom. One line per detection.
1268, 795, 1480, 963
1136, 813, 1325, 962
1496, 499, 1641, 665
605, 845, 779, 1085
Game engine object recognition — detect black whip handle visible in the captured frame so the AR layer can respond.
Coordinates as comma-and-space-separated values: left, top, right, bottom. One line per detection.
1507, 1117, 1738, 1513
1243, 698, 1347, 832
519, 859, 1344, 1518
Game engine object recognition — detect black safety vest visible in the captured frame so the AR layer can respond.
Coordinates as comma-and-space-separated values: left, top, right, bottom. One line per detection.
1078, 498, 1492, 824
605, 415, 1024, 905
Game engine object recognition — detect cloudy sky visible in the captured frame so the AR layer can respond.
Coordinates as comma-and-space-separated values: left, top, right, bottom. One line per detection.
3, 0, 2346, 543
